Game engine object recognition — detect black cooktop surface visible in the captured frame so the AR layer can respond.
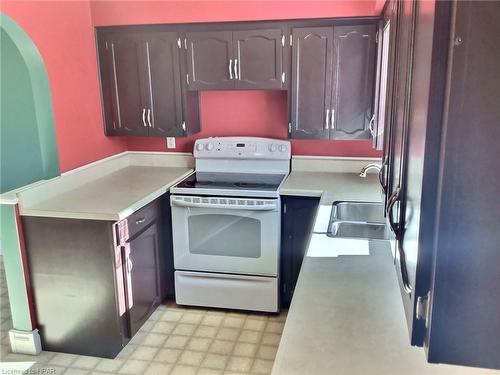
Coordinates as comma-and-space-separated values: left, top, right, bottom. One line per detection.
175, 172, 286, 191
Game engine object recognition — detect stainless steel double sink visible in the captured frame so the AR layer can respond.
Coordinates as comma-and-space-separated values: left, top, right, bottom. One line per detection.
327, 201, 388, 240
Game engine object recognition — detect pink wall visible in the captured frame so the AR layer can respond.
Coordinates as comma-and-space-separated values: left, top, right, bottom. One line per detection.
92, 1, 382, 158
2, 1, 127, 173
91, 1, 379, 26
2, 0, 383, 173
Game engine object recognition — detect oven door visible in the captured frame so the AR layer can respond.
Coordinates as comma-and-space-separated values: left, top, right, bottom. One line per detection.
171, 195, 280, 277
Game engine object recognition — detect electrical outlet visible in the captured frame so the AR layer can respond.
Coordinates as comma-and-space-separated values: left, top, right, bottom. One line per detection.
166, 137, 176, 149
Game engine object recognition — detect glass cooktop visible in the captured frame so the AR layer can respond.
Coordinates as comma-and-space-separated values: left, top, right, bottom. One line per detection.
175, 172, 286, 192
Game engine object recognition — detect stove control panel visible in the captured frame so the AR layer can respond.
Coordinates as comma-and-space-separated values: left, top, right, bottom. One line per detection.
193, 137, 291, 160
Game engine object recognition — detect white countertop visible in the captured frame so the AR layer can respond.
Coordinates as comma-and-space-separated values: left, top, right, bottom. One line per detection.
17, 152, 194, 221
273, 170, 496, 375
280, 171, 383, 205
20, 166, 192, 221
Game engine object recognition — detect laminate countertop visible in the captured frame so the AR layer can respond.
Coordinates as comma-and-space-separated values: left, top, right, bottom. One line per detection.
273, 171, 496, 375
280, 171, 383, 205
19, 166, 193, 221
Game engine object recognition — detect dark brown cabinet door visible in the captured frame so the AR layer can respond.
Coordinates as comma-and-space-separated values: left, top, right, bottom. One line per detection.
105, 35, 148, 136
233, 29, 283, 89
290, 27, 334, 139
127, 222, 161, 337
330, 24, 377, 139
145, 32, 184, 137
281, 196, 319, 308
186, 31, 234, 90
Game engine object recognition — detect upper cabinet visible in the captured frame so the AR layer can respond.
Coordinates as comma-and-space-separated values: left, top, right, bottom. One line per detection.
145, 32, 185, 137
96, 19, 378, 140
186, 31, 234, 90
186, 28, 286, 90
290, 27, 334, 139
331, 25, 377, 139
97, 31, 200, 137
102, 34, 149, 136
289, 23, 377, 140
233, 29, 284, 89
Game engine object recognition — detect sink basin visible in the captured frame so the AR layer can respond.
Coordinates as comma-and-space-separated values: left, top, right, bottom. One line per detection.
331, 201, 385, 224
328, 221, 387, 240
328, 201, 388, 240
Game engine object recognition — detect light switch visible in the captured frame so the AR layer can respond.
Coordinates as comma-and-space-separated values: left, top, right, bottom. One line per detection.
166, 137, 176, 149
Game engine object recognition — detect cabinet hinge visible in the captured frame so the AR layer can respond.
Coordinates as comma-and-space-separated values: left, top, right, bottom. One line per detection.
416, 292, 430, 321
289, 34, 293, 46
184, 38, 187, 49
186, 73, 189, 85
177, 37, 181, 49
281, 34, 285, 47
281, 72, 285, 83
181, 121, 186, 132
288, 122, 292, 134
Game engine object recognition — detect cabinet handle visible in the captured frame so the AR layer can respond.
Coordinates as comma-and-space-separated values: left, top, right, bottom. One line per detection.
386, 187, 401, 236
330, 109, 335, 130
127, 257, 133, 273
147, 109, 152, 127
135, 218, 146, 224
234, 59, 239, 79
325, 109, 330, 130
142, 108, 147, 127
229, 59, 233, 79
369, 114, 375, 137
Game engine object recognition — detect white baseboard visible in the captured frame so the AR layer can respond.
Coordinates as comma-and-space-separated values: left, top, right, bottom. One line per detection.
9, 329, 41, 355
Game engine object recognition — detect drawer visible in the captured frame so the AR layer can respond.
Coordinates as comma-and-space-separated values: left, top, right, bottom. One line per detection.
175, 271, 278, 312
127, 199, 160, 239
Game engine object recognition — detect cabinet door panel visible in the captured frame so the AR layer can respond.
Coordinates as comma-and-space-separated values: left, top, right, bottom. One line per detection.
106, 35, 148, 136
186, 31, 234, 90
291, 27, 334, 139
128, 223, 161, 336
233, 29, 283, 89
280, 197, 319, 307
331, 25, 376, 139
145, 32, 184, 137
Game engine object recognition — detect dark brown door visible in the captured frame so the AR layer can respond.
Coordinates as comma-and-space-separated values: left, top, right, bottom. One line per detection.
233, 29, 283, 89
105, 34, 148, 136
330, 24, 377, 140
290, 27, 334, 139
127, 222, 161, 336
144, 32, 184, 137
186, 31, 234, 90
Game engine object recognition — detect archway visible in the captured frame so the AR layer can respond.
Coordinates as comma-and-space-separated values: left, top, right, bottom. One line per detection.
1, 12, 60, 353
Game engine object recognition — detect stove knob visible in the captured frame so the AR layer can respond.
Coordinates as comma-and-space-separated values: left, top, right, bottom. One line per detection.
269, 144, 277, 152
205, 143, 214, 151
196, 143, 204, 151
279, 144, 288, 153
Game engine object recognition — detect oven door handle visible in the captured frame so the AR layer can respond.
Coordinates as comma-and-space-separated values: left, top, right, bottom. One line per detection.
171, 199, 278, 211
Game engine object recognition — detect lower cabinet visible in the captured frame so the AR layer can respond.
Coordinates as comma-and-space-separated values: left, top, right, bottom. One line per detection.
125, 221, 161, 337
280, 196, 320, 308
22, 196, 173, 358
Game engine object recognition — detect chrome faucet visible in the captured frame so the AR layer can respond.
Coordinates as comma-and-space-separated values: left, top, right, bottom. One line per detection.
359, 163, 382, 178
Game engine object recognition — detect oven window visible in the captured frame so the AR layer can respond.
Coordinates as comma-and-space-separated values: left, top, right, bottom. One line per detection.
188, 214, 261, 258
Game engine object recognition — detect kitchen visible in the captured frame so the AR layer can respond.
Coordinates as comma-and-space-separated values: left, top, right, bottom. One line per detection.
1, 1, 499, 374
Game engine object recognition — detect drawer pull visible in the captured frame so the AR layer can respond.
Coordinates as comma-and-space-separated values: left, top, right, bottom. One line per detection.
135, 218, 146, 224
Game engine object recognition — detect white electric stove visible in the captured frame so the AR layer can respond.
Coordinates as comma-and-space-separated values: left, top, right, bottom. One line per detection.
170, 137, 291, 312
